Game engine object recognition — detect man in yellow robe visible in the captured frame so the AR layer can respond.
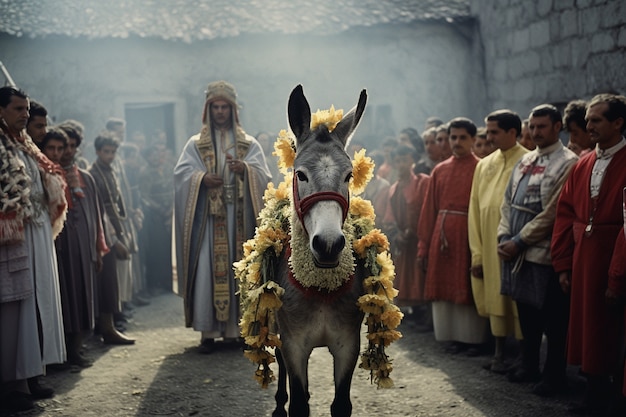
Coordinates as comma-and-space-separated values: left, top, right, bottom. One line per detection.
468, 109, 528, 372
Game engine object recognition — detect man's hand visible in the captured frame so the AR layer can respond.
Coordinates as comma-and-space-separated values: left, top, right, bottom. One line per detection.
95, 254, 103, 273
497, 240, 520, 262
471, 264, 484, 279
203, 173, 224, 188
226, 154, 245, 175
559, 271, 571, 293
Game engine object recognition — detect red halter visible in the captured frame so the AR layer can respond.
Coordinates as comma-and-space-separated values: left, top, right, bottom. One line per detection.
292, 171, 350, 234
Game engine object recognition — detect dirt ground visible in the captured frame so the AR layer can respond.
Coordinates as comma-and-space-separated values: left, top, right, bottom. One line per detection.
3, 292, 586, 417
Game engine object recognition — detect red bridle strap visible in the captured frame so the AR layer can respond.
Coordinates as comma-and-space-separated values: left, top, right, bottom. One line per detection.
292, 172, 350, 234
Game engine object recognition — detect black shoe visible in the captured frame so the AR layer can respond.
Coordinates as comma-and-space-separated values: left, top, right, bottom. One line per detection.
198, 339, 215, 354
532, 378, 568, 397
68, 353, 93, 368
114, 312, 129, 323
483, 357, 512, 374
444, 342, 467, 355
27, 376, 55, 399
507, 367, 542, 383
0, 391, 34, 412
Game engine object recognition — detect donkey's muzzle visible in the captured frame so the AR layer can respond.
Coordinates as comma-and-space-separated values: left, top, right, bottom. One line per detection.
312, 233, 346, 268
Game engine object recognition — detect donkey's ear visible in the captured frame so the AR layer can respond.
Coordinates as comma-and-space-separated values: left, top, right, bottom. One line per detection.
333, 89, 367, 148
288, 85, 311, 140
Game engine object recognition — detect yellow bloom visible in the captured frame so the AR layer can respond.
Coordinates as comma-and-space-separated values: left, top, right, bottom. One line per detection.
366, 329, 402, 346
353, 228, 389, 257
273, 130, 296, 173
350, 149, 374, 195
380, 305, 403, 329
376, 251, 395, 280
377, 376, 395, 389
349, 197, 375, 221
243, 348, 274, 364
311, 105, 343, 132
263, 182, 276, 201
358, 293, 388, 315
256, 227, 286, 254
246, 261, 262, 284
242, 239, 255, 257
274, 178, 291, 201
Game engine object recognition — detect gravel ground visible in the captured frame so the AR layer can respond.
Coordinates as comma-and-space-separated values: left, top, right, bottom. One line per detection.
2, 292, 585, 417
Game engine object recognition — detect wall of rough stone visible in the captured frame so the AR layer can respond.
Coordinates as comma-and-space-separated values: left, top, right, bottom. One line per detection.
0, 21, 485, 160
469, 0, 626, 118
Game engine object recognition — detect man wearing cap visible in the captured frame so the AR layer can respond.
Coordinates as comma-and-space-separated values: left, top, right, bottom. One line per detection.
174, 81, 271, 353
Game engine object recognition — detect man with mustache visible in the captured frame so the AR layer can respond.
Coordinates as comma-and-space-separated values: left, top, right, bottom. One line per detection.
552, 93, 626, 415
498, 104, 578, 395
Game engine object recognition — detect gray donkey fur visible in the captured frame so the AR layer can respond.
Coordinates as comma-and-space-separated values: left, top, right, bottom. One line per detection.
272, 85, 368, 417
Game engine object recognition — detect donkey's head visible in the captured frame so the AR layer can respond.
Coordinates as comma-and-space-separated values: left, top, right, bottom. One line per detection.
288, 85, 367, 268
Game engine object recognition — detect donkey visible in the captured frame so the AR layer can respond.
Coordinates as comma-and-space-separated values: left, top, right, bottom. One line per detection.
272, 85, 368, 417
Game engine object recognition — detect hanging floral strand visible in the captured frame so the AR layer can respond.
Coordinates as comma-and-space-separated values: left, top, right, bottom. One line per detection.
234, 107, 402, 389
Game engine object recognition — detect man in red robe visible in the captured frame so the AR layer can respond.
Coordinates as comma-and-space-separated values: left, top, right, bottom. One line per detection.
417, 118, 489, 353
552, 93, 626, 415
382, 143, 429, 321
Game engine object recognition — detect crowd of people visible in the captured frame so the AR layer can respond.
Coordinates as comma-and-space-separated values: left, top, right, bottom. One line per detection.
0, 85, 175, 412
374, 96, 626, 417
1, 81, 625, 416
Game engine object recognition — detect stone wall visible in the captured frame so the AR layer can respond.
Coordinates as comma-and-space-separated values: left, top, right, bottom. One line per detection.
469, 0, 626, 117
0, 20, 485, 160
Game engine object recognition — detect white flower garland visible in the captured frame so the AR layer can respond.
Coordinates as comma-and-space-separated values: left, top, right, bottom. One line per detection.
288, 212, 355, 291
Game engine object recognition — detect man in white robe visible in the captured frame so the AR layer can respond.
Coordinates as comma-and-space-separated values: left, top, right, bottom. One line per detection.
174, 81, 270, 353
1, 87, 66, 411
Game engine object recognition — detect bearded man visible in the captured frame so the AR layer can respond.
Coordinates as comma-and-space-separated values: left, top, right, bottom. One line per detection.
174, 81, 270, 353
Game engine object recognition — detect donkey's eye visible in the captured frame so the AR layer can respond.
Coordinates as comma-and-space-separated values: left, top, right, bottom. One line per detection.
344, 172, 353, 182
296, 171, 308, 182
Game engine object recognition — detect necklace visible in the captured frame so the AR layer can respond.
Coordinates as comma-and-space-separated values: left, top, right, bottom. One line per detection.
93, 160, 127, 220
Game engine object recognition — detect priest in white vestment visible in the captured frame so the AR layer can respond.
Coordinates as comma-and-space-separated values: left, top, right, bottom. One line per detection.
174, 81, 270, 353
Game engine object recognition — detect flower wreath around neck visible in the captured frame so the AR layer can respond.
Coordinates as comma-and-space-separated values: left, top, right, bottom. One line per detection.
234, 106, 403, 389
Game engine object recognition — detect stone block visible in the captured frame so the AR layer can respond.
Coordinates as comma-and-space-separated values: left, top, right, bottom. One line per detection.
600, 0, 625, 28
512, 27, 530, 53
575, 0, 594, 8
560, 9, 579, 38
618, 27, 626, 47
530, 20, 551, 47
571, 37, 591, 67
494, 60, 508, 81
591, 32, 615, 52
532, 75, 549, 101
553, 42, 572, 68
550, 14, 561, 40
581, 6, 601, 35
554, 0, 575, 10
539, 49, 554, 72
537, 0, 553, 17
514, 78, 534, 101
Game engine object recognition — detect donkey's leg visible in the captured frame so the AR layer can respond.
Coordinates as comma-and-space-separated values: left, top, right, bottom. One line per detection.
272, 348, 288, 417
328, 334, 360, 417
281, 343, 312, 417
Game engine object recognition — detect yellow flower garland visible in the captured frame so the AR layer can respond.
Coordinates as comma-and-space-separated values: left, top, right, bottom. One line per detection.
234, 108, 402, 389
